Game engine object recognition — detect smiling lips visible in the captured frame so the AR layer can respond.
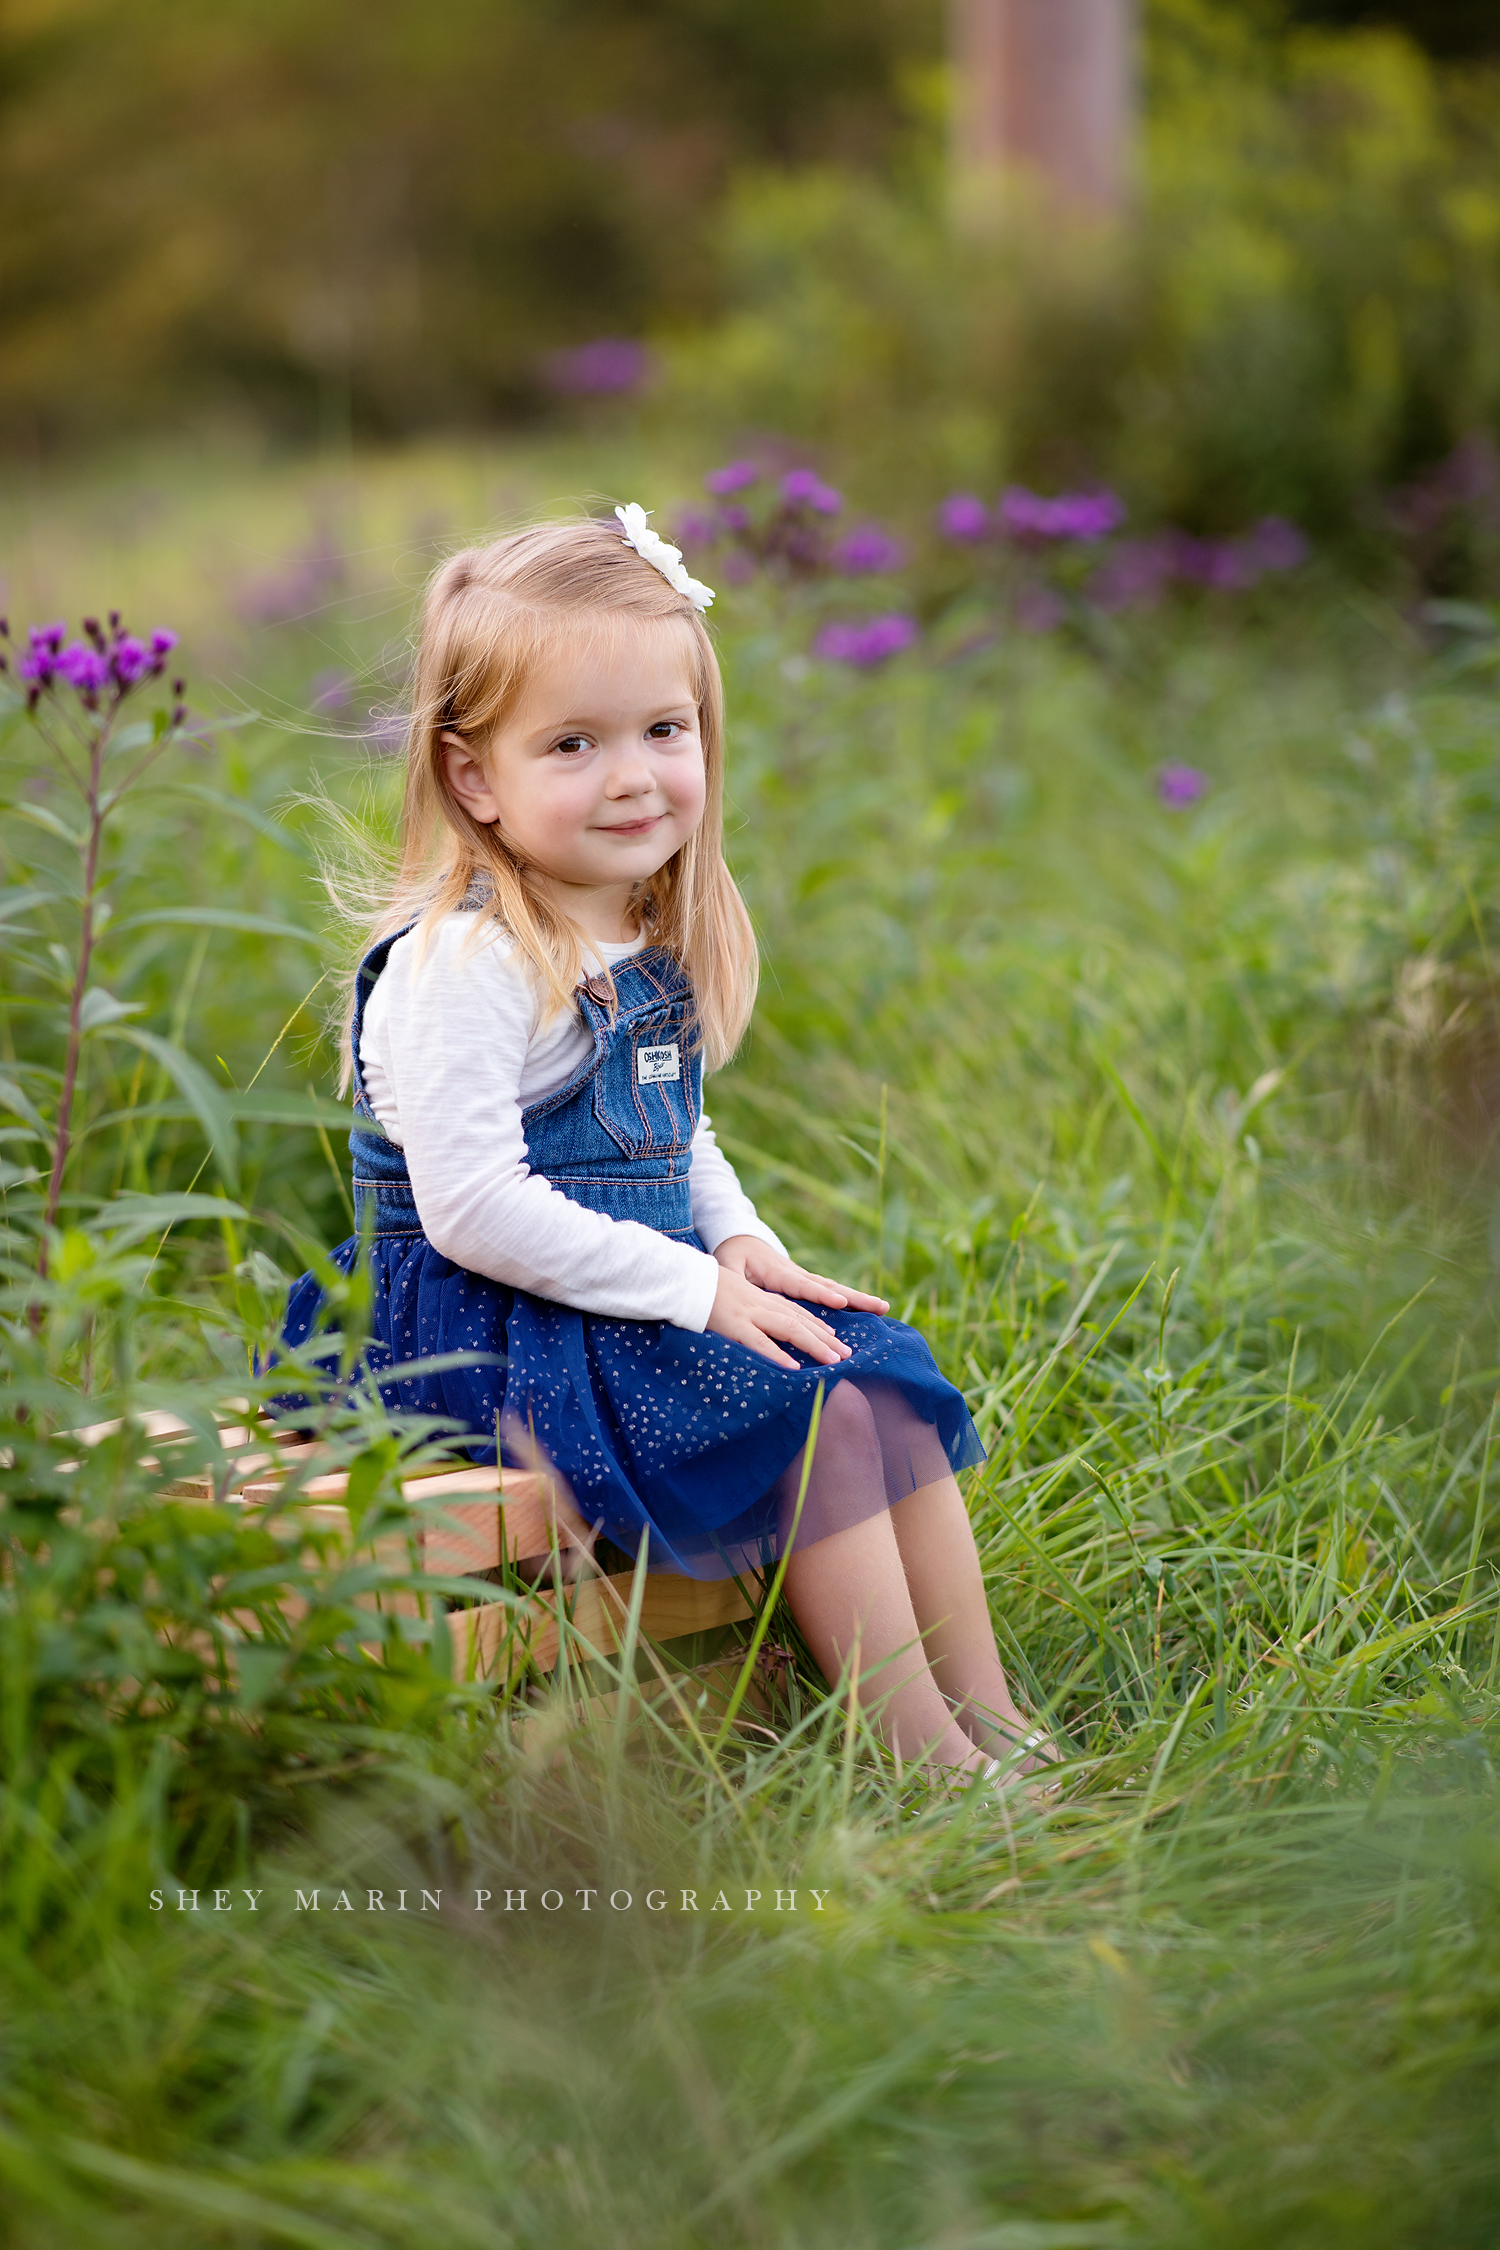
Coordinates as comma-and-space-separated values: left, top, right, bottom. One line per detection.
599, 814, 663, 835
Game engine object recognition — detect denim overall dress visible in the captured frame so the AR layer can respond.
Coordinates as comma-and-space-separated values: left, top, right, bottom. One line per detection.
279, 918, 984, 1580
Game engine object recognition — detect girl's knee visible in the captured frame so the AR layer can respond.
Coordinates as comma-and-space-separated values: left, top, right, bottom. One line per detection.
815, 1377, 881, 1467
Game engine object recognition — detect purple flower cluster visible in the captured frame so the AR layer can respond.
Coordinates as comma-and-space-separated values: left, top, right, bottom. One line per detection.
687, 459, 857, 580
673, 507, 722, 548
936, 487, 1128, 543
542, 336, 651, 397
1157, 762, 1210, 809
1091, 518, 1308, 611
832, 524, 906, 575
934, 486, 1308, 613
781, 468, 843, 516
677, 451, 1311, 695
812, 613, 918, 667
999, 486, 1128, 543
704, 461, 759, 496
937, 493, 991, 543
6, 614, 179, 710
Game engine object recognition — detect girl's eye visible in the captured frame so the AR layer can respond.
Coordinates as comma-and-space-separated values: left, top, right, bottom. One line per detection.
646, 721, 682, 741
552, 734, 590, 756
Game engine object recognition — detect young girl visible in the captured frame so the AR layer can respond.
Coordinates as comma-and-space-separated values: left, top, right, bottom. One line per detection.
283, 508, 1051, 1784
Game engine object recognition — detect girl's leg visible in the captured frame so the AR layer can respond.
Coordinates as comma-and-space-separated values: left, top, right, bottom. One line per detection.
778, 1384, 985, 1774
782, 1509, 986, 1772
887, 1475, 1039, 1760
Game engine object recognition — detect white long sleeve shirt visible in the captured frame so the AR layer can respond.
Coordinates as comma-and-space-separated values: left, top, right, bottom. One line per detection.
357, 914, 783, 1330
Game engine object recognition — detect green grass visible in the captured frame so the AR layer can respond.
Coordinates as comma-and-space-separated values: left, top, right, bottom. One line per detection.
2, 437, 1500, 2246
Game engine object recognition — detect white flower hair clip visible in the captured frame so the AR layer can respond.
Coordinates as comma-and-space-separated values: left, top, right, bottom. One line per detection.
614, 502, 715, 612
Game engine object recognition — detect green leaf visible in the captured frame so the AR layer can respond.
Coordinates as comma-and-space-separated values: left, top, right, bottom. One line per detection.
13, 801, 84, 848
235, 1641, 286, 1715
0, 884, 63, 925
110, 1029, 239, 1193
343, 1438, 403, 1540
78, 986, 145, 1033
106, 720, 156, 756
86, 1192, 251, 1247
0, 1073, 46, 1133
110, 907, 323, 947
223, 1090, 355, 1129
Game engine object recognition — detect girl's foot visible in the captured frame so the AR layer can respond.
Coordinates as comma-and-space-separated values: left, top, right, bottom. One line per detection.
984, 1725, 1064, 1802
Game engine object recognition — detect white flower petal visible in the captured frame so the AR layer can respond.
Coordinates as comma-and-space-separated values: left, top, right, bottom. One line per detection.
614, 500, 715, 610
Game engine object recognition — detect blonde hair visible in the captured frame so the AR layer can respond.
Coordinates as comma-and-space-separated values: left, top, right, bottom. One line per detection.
359, 516, 758, 1073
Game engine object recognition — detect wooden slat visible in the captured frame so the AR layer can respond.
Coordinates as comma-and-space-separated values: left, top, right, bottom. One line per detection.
408, 1469, 595, 1573
233, 1462, 591, 1576
117, 1407, 757, 1687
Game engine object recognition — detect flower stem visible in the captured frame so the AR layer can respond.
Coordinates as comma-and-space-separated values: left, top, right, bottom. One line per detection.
37, 716, 111, 1281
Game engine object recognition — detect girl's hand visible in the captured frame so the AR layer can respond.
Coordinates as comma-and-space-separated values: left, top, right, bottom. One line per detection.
706, 1235, 891, 1372
714, 1235, 890, 1315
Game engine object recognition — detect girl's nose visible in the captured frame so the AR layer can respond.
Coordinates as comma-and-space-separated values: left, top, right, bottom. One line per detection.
603, 750, 654, 796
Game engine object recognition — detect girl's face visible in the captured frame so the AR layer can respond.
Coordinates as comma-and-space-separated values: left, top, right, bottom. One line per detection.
441, 618, 707, 942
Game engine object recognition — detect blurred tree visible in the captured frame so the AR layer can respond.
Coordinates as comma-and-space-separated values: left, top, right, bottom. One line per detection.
950, 0, 1137, 224
1285, 2, 1498, 54
0, 0, 937, 450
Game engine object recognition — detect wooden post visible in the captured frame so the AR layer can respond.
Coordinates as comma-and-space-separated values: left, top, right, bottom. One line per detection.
950, 0, 1137, 228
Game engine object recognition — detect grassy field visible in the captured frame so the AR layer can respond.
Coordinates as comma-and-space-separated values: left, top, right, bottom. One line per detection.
2, 437, 1500, 2247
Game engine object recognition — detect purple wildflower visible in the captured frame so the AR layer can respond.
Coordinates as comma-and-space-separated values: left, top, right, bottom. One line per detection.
18, 649, 54, 684
57, 642, 110, 694
718, 503, 752, 534
1165, 534, 1253, 591
1241, 517, 1308, 575
705, 461, 759, 496
813, 613, 918, 667
149, 627, 179, 657
832, 524, 906, 574
1157, 762, 1209, 809
938, 493, 991, 543
782, 469, 843, 516
30, 622, 66, 655
1000, 487, 1127, 542
673, 508, 719, 549
110, 635, 149, 687
542, 337, 650, 396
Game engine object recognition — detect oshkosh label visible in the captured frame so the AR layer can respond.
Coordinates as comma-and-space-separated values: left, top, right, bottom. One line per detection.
637, 1042, 680, 1085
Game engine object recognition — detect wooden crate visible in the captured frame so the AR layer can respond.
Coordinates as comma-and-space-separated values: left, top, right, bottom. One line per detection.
76, 1411, 755, 1683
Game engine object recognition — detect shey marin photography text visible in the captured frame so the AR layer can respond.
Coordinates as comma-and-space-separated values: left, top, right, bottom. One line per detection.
151, 1885, 833, 1916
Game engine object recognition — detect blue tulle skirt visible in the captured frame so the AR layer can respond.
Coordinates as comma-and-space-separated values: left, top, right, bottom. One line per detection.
280, 1234, 986, 1582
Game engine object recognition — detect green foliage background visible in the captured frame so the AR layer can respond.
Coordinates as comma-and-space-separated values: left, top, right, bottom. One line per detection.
4, 0, 1500, 2238
2, 435, 1500, 2241
2, 0, 1499, 542
0, 0, 933, 446
663, 6, 1500, 545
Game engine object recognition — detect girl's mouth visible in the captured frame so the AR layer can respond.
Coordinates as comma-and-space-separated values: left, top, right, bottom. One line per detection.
599, 815, 663, 835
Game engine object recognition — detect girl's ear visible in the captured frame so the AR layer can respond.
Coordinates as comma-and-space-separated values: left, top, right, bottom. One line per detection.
440, 730, 502, 826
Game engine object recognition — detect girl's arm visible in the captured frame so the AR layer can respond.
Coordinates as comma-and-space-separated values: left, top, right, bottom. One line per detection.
365, 919, 723, 1328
